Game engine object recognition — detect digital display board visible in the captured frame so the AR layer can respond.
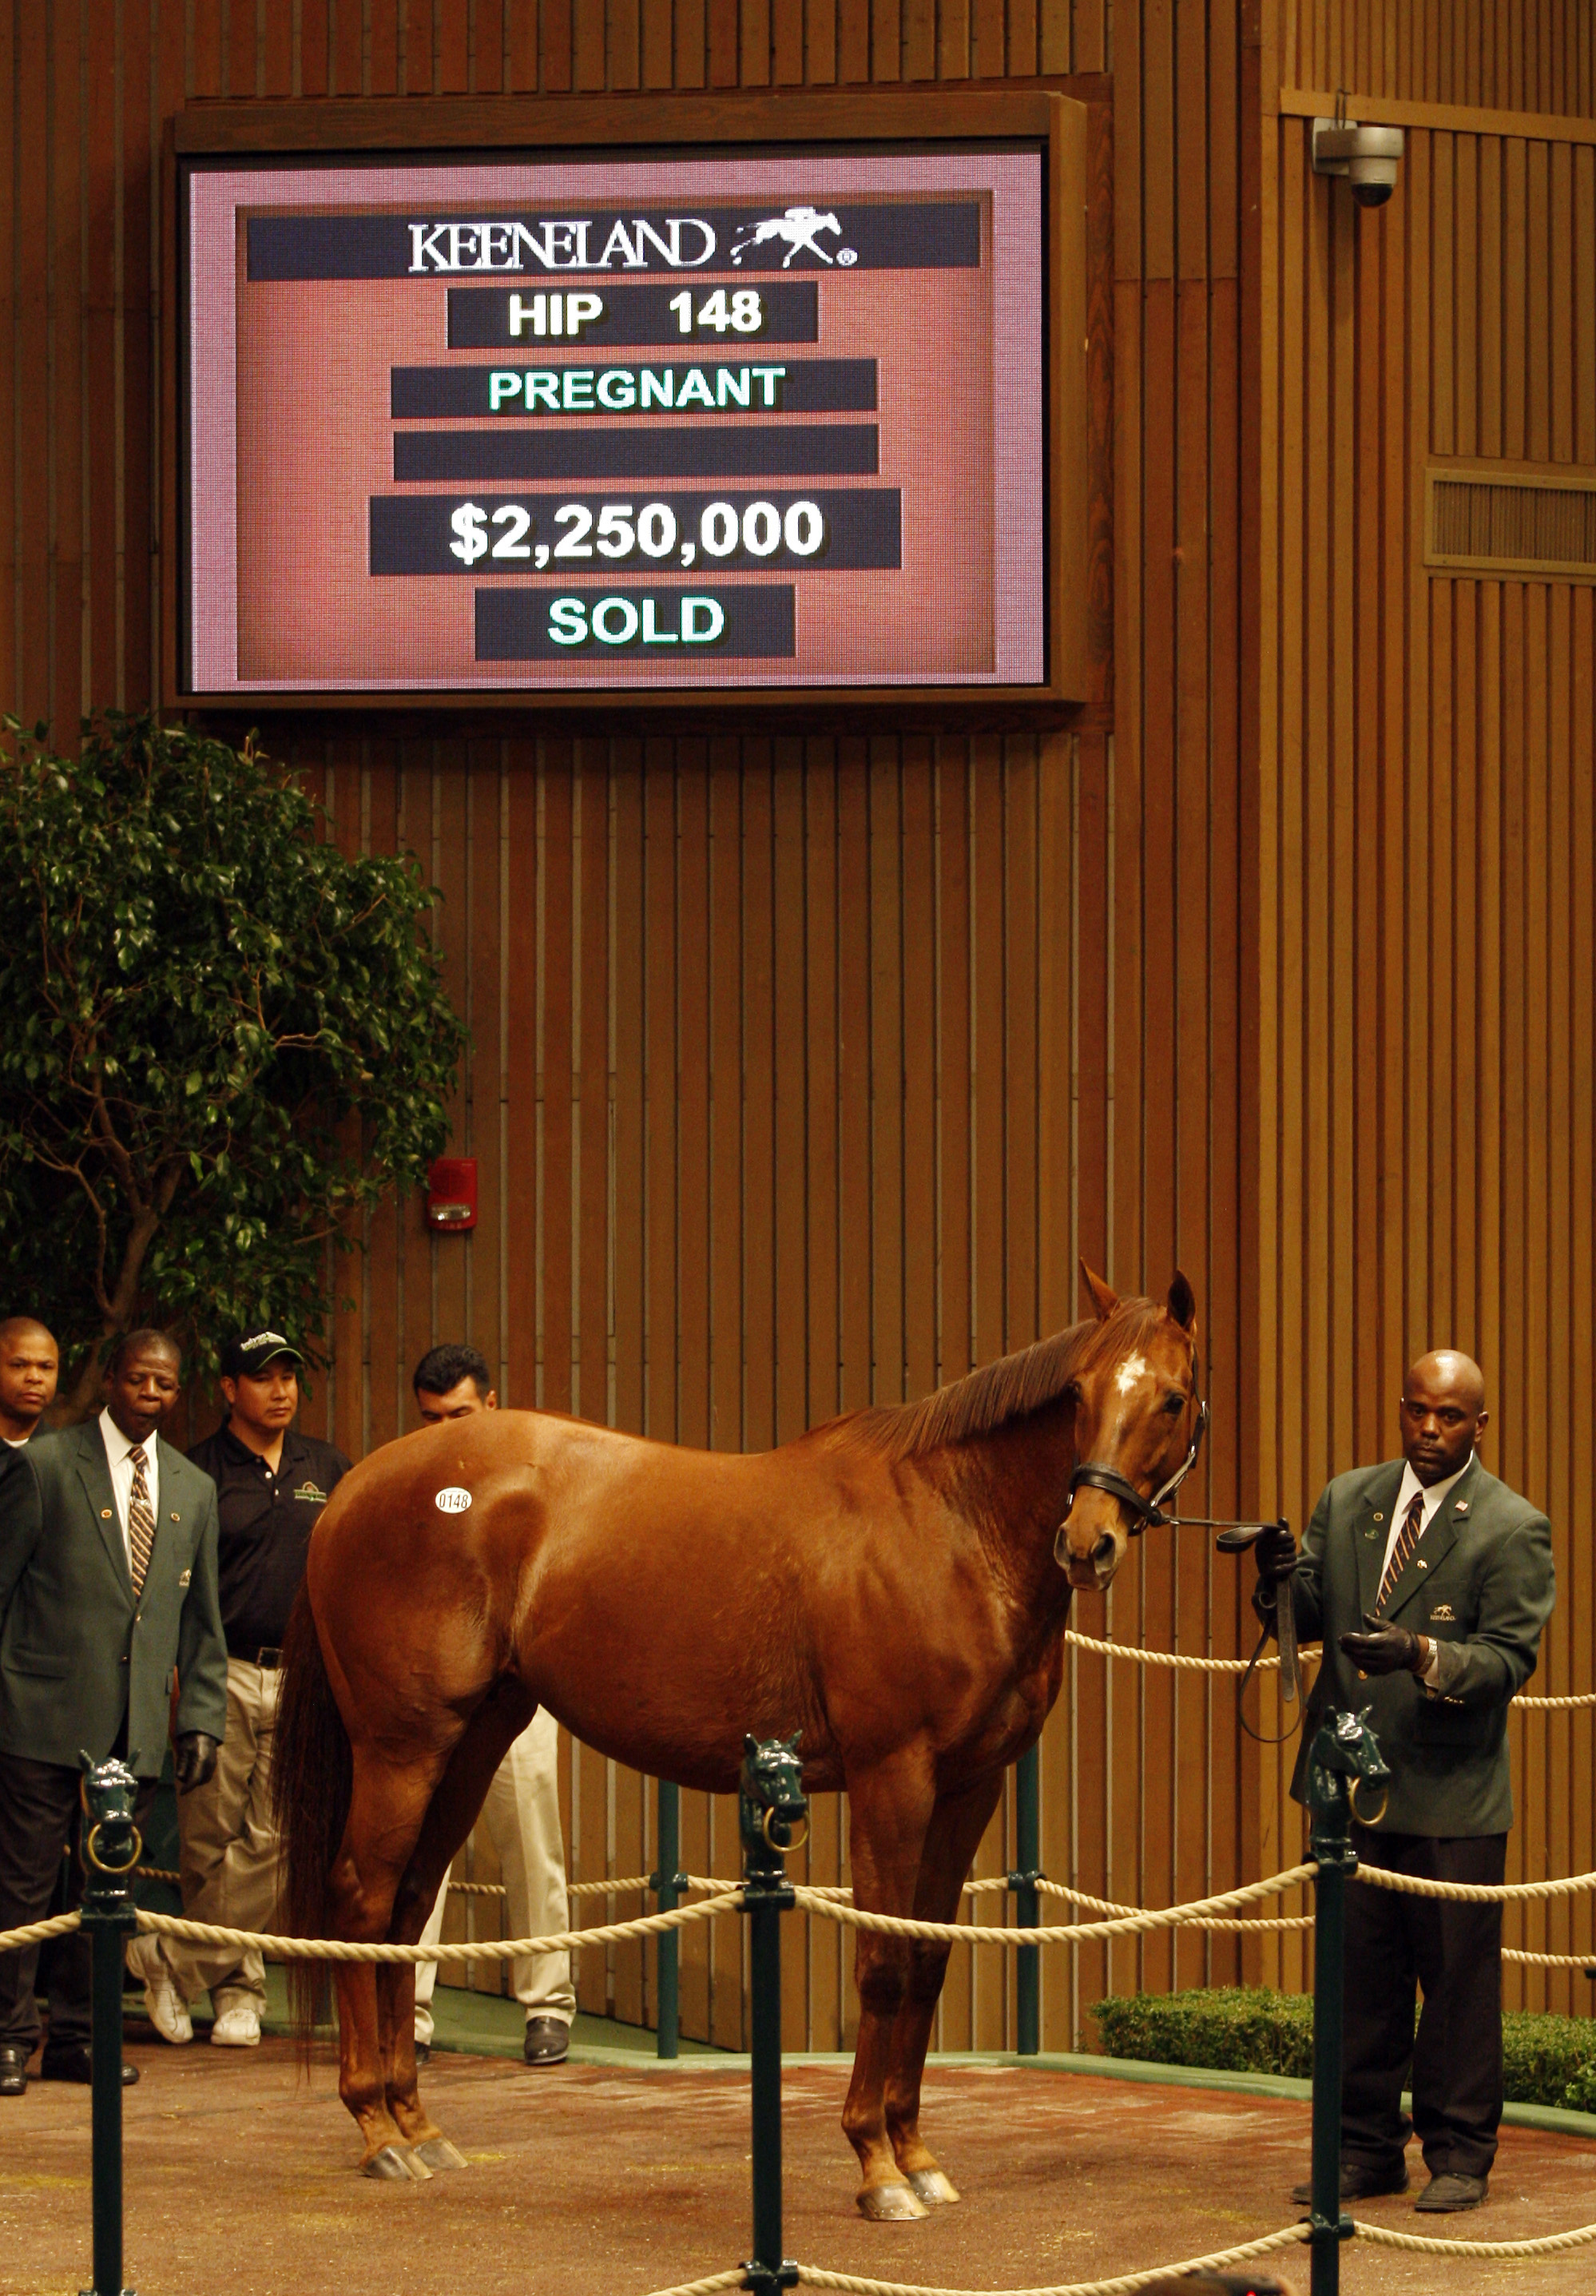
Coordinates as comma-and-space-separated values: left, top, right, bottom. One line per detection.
172, 96, 1085, 708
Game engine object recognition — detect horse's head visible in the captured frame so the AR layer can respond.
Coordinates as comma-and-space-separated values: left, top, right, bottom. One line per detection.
1054, 1267, 1205, 1592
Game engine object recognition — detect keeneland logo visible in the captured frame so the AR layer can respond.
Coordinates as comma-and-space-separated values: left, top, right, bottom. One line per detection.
407, 218, 718, 273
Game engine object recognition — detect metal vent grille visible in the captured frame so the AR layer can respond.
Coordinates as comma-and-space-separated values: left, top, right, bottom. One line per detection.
1427, 467, 1596, 579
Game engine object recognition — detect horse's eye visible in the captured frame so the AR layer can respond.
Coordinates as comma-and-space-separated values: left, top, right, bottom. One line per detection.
1163, 1394, 1186, 1416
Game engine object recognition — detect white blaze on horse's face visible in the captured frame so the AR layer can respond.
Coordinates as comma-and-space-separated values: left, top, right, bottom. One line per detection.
1056, 1332, 1196, 1595
1058, 1359, 1156, 1591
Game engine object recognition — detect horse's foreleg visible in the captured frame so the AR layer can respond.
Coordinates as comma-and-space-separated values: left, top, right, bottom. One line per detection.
883, 1771, 1005, 2205
839, 1752, 938, 2223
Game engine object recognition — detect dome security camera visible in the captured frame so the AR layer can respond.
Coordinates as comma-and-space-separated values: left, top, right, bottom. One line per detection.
1311, 117, 1405, 208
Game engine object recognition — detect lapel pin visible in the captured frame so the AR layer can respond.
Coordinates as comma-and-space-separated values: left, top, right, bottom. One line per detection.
100, 1508, 113, 1520
169, 1511, 180, 1522
1455, 1500, 1469, 1514
1372, 1511, 1384, 1523
1417, 1558, 1427, 1568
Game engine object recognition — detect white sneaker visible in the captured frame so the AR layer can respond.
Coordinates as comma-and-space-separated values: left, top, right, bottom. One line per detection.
209, 2002, 261, 2048
126, 1938, 193, 2046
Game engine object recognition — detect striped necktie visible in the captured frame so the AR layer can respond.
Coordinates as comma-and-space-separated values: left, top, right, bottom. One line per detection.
128, 1444, 156, 1595
1376, 1489, 1426, 1613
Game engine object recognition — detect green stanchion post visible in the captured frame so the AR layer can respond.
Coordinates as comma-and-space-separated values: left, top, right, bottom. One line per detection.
652, 1780, 685, 2060
738, 1734, 806, 2296
1305, 1708, 1389, 2296
1008, 1743, 1042, 2055
77, 1754, 142, 2296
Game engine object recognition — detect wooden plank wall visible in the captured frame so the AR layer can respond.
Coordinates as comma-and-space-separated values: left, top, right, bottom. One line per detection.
1255, 97, 1596, 2008
1283, 0, 1596, 114
34, 0, 1589, 2057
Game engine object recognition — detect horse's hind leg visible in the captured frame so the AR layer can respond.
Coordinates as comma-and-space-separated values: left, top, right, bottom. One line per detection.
383, 1680, 537, 2170
884, 1773, 1004, 2206
330, 1750, 448, 2181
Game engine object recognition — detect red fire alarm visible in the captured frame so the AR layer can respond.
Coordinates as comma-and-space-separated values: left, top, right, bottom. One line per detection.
427, 1158, 478, 1232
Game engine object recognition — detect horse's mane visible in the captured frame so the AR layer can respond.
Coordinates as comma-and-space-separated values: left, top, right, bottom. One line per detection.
823, 1297, 1169, 1463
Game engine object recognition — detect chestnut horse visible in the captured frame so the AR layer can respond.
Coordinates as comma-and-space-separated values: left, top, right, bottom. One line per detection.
274, 1268, 1203, 2217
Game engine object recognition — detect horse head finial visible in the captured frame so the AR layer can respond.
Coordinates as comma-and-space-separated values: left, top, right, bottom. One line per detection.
739, 1731, 808, 1861
1308, 1706, 1392, 1831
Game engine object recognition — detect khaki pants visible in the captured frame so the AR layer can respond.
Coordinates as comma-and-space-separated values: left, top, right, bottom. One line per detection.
161, 1658, 280, 2012
415, 1707, 574, 2046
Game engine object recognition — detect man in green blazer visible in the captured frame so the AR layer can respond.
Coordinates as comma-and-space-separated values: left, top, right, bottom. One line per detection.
1256, 1350, 1554, 2215
0, 1329, 227, 2095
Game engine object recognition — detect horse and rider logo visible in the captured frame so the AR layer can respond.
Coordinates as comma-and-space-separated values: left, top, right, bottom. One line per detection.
729, 207, 859, 268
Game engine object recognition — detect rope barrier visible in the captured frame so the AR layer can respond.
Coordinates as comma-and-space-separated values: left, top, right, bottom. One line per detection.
1352, 2215, 1596, 2258
641, 2212, 1596, 2296
0, 1909, 82, 1954
1064, 1624, 1596, 1706
133, 1889, 744, 1964
133, 1867, 663, 1903
783, 2226, 1310, 2296
768, 1873, 1316, 1934
1503, 1948, 1596, 1968
137, 1861, 1317, 1937
641, 2273, 748, 2296
1354, 1865, 1596, 1904
791, 1866, 1320, 1947
1066, 1628, 1296, 1676
1029, 1877, 1313, 1933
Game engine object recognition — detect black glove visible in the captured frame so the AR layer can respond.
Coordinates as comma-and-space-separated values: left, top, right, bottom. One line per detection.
173, 1731, 220, 1794
1254, 1522, 1298, 1587
1338, 1612, 1424, 1676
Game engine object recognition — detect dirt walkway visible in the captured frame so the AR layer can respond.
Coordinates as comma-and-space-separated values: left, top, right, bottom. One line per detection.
1, 2039, 1593, 2295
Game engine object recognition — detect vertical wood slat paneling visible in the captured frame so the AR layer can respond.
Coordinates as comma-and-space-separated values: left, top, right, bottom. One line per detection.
1261, 109, 1596, 2012
1284, 0, 1596, 117
10, 0, 1245, 2054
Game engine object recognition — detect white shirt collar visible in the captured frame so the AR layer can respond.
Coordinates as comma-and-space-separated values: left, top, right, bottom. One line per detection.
98, 1408, 155, 1467
1395, 1452, 1475, 1527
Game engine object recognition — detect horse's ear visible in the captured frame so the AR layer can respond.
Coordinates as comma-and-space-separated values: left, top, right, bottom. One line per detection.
1080, 1262, 1119, 1322
1166, 1269, 1197, 1333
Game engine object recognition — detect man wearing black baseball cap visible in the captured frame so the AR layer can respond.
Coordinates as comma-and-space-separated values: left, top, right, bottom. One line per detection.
126, 1329, 350, 2048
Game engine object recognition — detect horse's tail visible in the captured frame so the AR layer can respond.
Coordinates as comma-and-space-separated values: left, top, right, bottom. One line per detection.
271, 1584, 351, 2056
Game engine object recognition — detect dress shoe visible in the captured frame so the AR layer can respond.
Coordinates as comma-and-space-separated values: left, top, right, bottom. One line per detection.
0, 2044, 29, 2096
1415, 2171, 1488, 2212
40, 2046, 138, 2086
1291, 2159, 1407, 2205
522, 2016, 570, 2065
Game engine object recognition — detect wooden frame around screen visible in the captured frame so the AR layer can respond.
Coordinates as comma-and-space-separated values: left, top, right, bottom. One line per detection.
162, 89, 1088, 724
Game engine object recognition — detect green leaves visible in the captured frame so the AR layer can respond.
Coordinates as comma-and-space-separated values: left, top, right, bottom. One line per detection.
0, 713, 468, 1406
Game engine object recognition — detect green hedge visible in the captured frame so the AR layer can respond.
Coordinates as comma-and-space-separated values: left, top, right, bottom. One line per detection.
1089, 1988, 1596, 2113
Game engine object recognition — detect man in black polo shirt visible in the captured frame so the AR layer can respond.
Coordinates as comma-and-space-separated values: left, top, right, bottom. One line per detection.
126, 1329, 349, 2048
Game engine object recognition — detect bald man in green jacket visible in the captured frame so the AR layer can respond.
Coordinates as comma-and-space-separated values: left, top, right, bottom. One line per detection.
0, 1331, 228, 2095
1256, 1351, 1554, 2217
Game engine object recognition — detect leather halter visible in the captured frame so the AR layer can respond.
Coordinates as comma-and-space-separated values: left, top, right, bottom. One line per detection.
1066, 1383, 1210, 1538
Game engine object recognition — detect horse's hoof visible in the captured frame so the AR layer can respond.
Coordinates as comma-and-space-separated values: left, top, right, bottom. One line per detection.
363, 2145, 424, 2183
907, 2169, 960, 2205
411, 2138, 468, 2172
856, 2181, 929, 2222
